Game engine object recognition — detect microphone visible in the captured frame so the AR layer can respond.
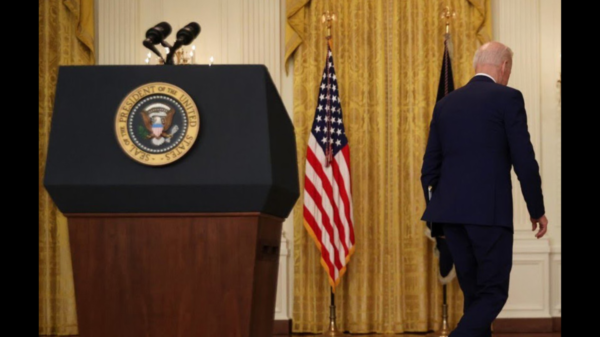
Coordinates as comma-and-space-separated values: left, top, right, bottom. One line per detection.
145, 22, 172, 44
142, 22, 172, 62
165, 22, 201, 65
176, 22, 201, 46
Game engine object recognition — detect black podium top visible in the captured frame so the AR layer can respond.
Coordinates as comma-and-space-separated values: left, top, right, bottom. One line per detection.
44, 65, 299, 218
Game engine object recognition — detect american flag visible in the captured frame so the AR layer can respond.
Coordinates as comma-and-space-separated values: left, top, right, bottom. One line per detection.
303, 44, 355, 291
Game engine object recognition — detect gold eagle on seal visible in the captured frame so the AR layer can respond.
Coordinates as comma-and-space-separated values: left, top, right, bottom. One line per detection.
140, 103, 180, 146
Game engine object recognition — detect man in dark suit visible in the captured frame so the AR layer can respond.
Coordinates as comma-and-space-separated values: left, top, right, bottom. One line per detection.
421, 41, 548, 337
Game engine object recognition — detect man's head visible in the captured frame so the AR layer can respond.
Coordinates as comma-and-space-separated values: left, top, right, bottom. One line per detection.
473, 41, 513, 86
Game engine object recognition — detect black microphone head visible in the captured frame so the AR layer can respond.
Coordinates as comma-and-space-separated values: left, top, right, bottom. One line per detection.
176, 22, 201, 45
156, 22, 172, 38
145, 22, 172, 44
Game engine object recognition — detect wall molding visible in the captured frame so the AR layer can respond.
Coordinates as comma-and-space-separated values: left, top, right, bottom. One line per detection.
274, 230, 290, 320
550, 247, 561, 317
97, 0, 141, 65
97, 0, 283, 91
492, 0, 560, 321
493, 0, 542, 232
499, 238, 550, 318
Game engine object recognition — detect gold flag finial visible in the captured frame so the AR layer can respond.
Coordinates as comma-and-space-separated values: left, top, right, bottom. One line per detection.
322, 11, 336, 40
441, 6, 456, 34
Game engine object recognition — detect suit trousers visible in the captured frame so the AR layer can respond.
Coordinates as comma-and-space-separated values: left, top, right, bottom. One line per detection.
442, 223, 513, 337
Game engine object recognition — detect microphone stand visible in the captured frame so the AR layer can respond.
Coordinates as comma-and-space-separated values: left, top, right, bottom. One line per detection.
143, 40, 165, 64
164, 40, 183, 65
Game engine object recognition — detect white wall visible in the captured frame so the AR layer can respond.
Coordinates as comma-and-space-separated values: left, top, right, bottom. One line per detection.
492, 0, 561, 319
97, 0, 561, 322
96, 0, 295, 320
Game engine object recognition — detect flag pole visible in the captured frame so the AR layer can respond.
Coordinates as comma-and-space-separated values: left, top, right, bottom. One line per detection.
322, 287, 344, 336
429, 283, 451, 337
427, 187, 451, 337
428, 6, 455, 337
319, 10, 345, 337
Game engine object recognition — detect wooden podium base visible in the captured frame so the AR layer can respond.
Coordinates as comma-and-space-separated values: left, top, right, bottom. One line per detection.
67, 212, 283, 337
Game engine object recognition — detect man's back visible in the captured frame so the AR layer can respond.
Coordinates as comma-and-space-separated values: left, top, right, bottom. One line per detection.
422, 41, 548, 337
421, 75, 545, 229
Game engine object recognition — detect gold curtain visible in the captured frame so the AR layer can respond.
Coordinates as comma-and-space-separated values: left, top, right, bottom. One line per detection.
39, 0, 95, 335
287, 0, 491, 333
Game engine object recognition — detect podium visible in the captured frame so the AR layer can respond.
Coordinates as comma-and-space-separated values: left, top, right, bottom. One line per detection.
44, 65, 299, 337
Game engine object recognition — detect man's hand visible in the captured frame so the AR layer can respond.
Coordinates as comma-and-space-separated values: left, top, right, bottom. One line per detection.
530, 215, 548, 239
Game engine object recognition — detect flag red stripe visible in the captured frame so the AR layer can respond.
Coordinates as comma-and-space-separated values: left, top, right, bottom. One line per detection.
303, 204, 336, 280
341, 146, 355, 244
330, 155, 349, 253
303, 167, 344, 271
306, 148, 349, 257
331, 151, 352, 250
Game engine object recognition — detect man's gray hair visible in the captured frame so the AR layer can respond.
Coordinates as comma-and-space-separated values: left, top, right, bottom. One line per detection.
473, 41, 513, 69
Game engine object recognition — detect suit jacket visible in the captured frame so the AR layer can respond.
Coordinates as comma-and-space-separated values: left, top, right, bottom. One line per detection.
421, 75, 545, 231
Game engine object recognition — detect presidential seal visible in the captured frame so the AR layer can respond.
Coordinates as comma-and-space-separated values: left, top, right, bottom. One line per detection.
115, 82, 200, 166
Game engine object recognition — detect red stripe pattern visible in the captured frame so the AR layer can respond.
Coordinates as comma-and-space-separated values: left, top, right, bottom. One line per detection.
303, 45, 355, 290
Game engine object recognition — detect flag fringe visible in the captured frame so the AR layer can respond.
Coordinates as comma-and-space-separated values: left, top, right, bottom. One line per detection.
303, 219, 356, 293
424, 225, 456, 285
